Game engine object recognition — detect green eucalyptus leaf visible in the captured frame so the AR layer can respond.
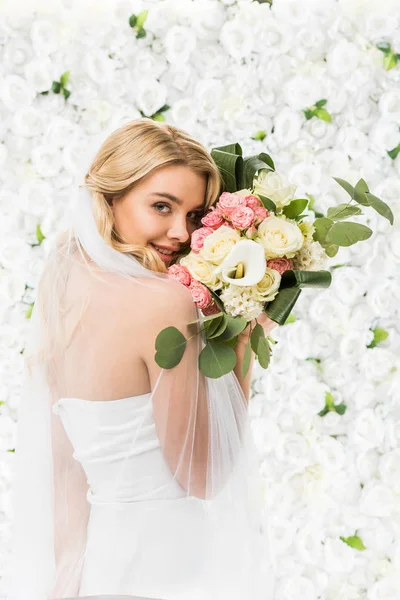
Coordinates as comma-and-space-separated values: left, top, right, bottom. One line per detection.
258, 194, 277, 212
198, 342, 237, 378
364, 192, 394, 225
325, 222, 373, 246
282, 199, 308, 219
312, 217, 334, 243
353, 179, 370, 206
204, 314, 224, 338
250, 323, 264, 354
256, 335, 270, 369
333, 177, 355, 199
326, 204, 362, 220
155, 326, 187, 368
322, 243, 339, 258
315, 108, 332, 123
217, 315, 248, 341
241, 339, 252, 378
209, 290, 225, 312
207, 314, 229, 339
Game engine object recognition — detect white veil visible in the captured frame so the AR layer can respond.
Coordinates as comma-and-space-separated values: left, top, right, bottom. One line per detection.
6, 142, 276, 599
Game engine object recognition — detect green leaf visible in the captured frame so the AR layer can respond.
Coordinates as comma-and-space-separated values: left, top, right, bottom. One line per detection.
136, 27, 147, 39
312, 217, 334, 243
325, 222, 373, 246
303, 108, 314, 120
62, 88, 71, 100
152, 112, 165, 121
250, 324, 264, 354
241, 338, 252, 378
129, 13, 137, 27
315, 108, 332, 123
251, 130, 267, 141
354, 179, 370, 206
387, 143, 400, 160
340, 535, 366, 551
258, 152, 275, 171
8, 448, 15, 453
36, 224, 45, 244
322, 242, 339, 258
25, 303, 34, 319
332, 177, 355, 199
284, 313, 296, 324
210, 144, 244, 192
376, 41, 391, 54
51, 81, 61, 94
326, 204, 362, 220
315, 99, 327, 108
155, 326, 187, 368
209, 290, 225, 312
206, 314, 229, 339
60, 71, 70, 87
258, 194, 277, 212
136, 9, 149, 28
367, 327, 389, 349
199, 341, 237, 378
256, 335, 270, 369
280, 269, 332, 289
243, 155, 273, 190
282, 199, 308, 219
384, 53, 397, 70
364, 192, 394, 225
264, 287, 302, 326
217, 315, 248, 341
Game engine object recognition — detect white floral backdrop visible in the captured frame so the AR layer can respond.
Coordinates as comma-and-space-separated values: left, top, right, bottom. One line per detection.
1, 0, 400, 598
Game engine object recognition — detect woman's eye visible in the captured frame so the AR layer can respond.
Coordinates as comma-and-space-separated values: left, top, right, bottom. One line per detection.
154, 203, 171, 214
188, 212, 202, 223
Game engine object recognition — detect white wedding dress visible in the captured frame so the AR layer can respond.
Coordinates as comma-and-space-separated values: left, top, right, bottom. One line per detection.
52, 392, 267, 600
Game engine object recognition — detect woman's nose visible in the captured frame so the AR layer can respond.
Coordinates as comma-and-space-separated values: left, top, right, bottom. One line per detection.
167, 218, 190, 244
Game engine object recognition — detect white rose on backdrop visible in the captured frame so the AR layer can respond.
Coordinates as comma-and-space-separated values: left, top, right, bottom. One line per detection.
191, 43, 229, 78
323, 538, 356, 573
219, 19, 254, 60
83, 49, 113, 83
134, 77, 168, 118
329, 268, 370, 306
293, 26, 327, 62
310, 327, 337, 359
284, 321, 314, 360
3, 38, 33, 72
317, 149, 351, 179
258, 16, 293, 56
322, 360, 356, 388
359, 481, 397, 518
349, 303, 376, 331
366, 280, 400, 317
288, 379, 329, 415
350, 408, 385, 450
303, 119, 336, 148
339, 331, 372, 364
192, 78, 223, 121
272, 108, 303, 148
0, 271, 26, 309
24, 58, 56, 93
164, 25, 197, 64
0, 237, 32, 271
355, 447, 380, 480
348, 98, 377, 132
191, 1, 225, 41
379, 89, 400, 120
272, 0, 315, 27
369, 119, 400, 154
31, 144, 63, 178
30, 18, 59, 56
326, 40, 360, 78
359, 348, 398, 382
336, 126, 370, 160
288, 162, 322, 195
282, 74, 325, 111
131, 48, 167, 80
275, 432, 311, 469
1, 75, 36, 111
379, 450, 400, 493
11, 106, 45, 138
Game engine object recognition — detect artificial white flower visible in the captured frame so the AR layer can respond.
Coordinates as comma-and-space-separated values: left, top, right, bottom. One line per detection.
164, 25, 197, 64
134, 77, 168, 118
219, 19, 254, 60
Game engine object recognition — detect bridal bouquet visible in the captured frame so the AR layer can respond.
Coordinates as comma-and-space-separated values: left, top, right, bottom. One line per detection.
155, 143, 394, 379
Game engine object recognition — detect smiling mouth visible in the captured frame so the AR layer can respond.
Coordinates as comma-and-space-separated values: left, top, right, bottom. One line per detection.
149, 243, 179, 257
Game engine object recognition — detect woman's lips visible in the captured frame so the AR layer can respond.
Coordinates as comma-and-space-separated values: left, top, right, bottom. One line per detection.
149, 243, 178, 262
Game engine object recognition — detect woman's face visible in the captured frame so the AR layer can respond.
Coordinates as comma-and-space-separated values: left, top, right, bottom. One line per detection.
109, 164, 207, 265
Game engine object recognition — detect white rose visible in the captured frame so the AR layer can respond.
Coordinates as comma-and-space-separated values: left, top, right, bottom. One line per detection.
1, 75, 35, 111
253, 268, 281, 302
164, 25, 197, 64
370, 119, 400, 153
256, 215, 304, 259
272, 108, 303, 148
379, 89, 400, 121
11, 107, 45, 138
253, 169, 296, 210
179, 253, 222, 291
135, 77, 168, 118
192, 2, 225, 41
220, 19, 254, 60
31, 144, 63, 178
199, 226, 241, 265
336, 126, 369, 160
30, 19, 59, 55
359, 482, 397, 518
194, 78, 224, 121
3, 38, 33, 71
24, 58, 55, 94
326, 40, 360, 78
379, 450, 400, 493
214, 239, 266, 286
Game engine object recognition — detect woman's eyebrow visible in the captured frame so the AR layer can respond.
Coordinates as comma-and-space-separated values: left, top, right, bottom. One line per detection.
150, 192, 204, 209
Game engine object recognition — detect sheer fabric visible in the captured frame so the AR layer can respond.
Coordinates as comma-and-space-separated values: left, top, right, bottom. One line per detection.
6, 184, 276, 599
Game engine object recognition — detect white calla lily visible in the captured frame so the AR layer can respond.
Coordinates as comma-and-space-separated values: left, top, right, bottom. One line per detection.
214, 239, 266, 286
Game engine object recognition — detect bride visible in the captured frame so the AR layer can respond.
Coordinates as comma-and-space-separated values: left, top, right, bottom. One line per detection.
7, 118, 277, 600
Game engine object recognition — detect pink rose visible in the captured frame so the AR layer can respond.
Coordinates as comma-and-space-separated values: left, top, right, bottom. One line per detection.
190, 226, 214, 252
216, 192, 246, 217
267, 258, 294, 275
245, 195, 262, 209
253, 206, 269, 225
201, 208, 225, 230
245, 225, 257, 239
189, 280, 212, 310
230, 206, 255, 230
167, 264, 192, 287
202, 301, 220, 316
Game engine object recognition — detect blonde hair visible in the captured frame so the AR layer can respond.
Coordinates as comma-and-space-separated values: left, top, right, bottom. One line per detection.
83, 118, 223, 273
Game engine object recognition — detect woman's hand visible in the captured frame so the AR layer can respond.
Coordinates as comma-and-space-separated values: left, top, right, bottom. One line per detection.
237, 312, 279, 346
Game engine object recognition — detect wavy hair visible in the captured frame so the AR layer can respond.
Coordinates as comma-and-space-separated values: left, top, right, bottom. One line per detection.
82, 118, 223, 273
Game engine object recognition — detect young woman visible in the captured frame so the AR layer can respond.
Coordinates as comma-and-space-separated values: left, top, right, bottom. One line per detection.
8, 118, 277, 599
